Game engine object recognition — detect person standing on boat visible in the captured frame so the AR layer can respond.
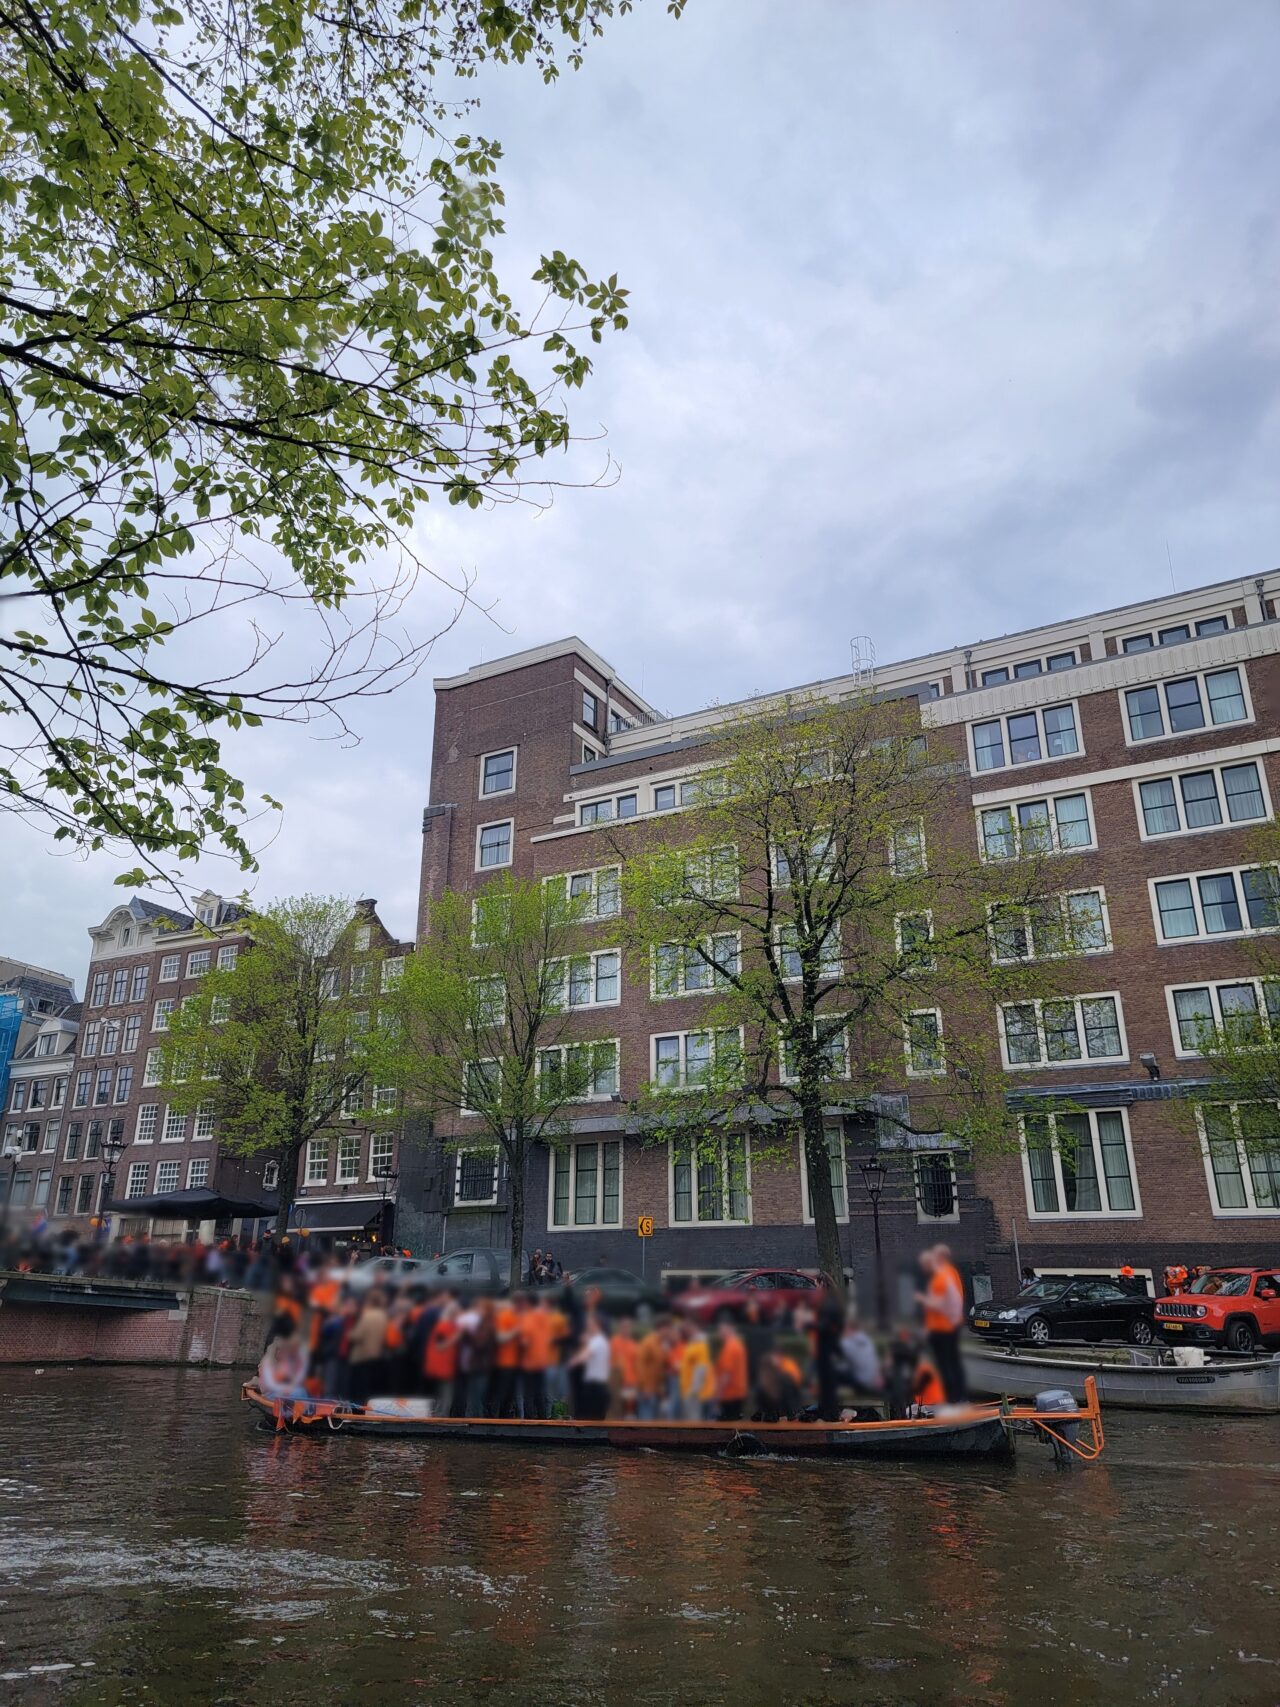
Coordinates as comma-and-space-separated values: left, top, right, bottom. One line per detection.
423, 1296, 460, 1415
347, 1287, 391, 1406
518, 1293, 557, 1419
917, 1245, 967, 1403
714, 1321, 749, 1421
678, 1328, 716, 1420
569, 1313, 612, 1420
635, 1319, 669, 1421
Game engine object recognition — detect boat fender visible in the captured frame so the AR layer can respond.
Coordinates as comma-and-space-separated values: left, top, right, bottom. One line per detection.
1034, 1388, 1079, 1464
722, 1431, 767, 1459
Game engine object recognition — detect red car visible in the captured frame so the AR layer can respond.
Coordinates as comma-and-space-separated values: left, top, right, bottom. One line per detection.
674, 1267, 824, 1324
1155, 1267, 1280, 1354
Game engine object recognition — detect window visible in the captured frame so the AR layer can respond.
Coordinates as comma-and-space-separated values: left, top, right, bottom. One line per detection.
342, 1077, 365, 1115
1168, 980, 1280, 1055
31, 1168, 51, 1209
652, 1028, 742, 1090
76, 1175, 95, 1214
194, 1100, 216, 1139
990, 889, 1110, 961
685, 846, 738, 901
217, 945, 238, 970
126, 965, 147, 1002
350, 963, 371, 995
64, 1123, 81, 1160
581, 688, 600, 729
35, 1033, 54, 1058
187, 1159, 210, 1189
916, 1152, 958, 1221
672, 1133, 749, 1224
1123, 633, 1154, 653
152, 998, 175, 1032
1047, 651, 1077, 671
905, 1010, 944, 1076
110, 968, 129, 1004
373, 1085, 398, 1112
72, 1070, 91, 1108
1136, 760, 1268, 839
162, 1107, 187, 1142
775, 924, 840, 983
143, 1049, 163, 1087
654, 935, 740, 996
1021, 1109, 1139, 1217
135, 1105, 158, 1143
1199, 1105, 1280, 1213
159, 954, 180, 981
1197, 615, 1230, 637
550, 950, 620, 1009
94, 1068, 113, 1105
261, 1161, 279, 1190
353, 923, 371, 952
551, 1139, 621, 1227
896, 913, 935, 972
51, 1076, 66, 1109
1124, 666, 1249, 743
113, 1067, 133, 1104
801, 1125, 848, 1220
1152, 864, 1280, 943
29, 1080, 47, 1110
999, 995, 1126, 1068
89, 972, 108, 1007
155, 1161, 180, 1194
126, 1162, 150, 1200
978, 791, 1093, 861
653, 783, 677, 812
305, 1140, 329, 1185
981, 667, 1009, 687
186, 950, 210, 978
336, 1135, 361, 1183
84, 1122, 101, 1160
121, 1016, 141, 1054
463, 1058, 500, 1113
55, 1176, 73, 1215
888, 820, 926, 876
81, 1022, 100, 1059
537, 1040, 620, 1100
42, 1118, 58, 1151
455, 1147, 499, 1204
578, 792, 637, 825
210, 996, 231, 1024
476, 819, 513, 869
368, 1133, 394, 1181
780, 1016, 848, 1084
481, 748, 516, 796
549, 864, 622, 920
609, 709, 633, 734
970, 704, 1079, 773
96, 1020, 118, 1056
9, 1081, 25, 1112
582, 743, 600, 764
381, 956, 404, 991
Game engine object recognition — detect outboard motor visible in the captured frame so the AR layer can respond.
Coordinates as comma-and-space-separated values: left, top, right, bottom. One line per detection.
1034, 1387, 1079, 1467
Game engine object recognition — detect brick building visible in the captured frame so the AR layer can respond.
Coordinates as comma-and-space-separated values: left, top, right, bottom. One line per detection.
412, 574, 1280, 1301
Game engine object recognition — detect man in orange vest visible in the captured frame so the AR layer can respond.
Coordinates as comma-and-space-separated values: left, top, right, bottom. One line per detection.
714, 1321, 749, 1421
916, 1244, 966, 1402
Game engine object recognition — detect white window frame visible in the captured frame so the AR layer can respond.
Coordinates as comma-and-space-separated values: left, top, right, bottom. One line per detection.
549, 949, 622, 1010
336, 1133, 362, 1184
367, 1132, 395, 1182
187, 1158, 211, 1189
895, 910, 935, 972
142, 1049, 163, 1087
536, 1039, 620, 1102
304, 1139, 329, 1185
650, 1027, 743, 1092
653, 934, 740, 998
547, 863, 623, 921
194, 1100, 216, 1139
905, 1008, 945, 1078
158, 954, 179, 981
915, 1151, 960, 1224
668, 1132, 751, 1227
162, 1106, 187, 1143
261, 1160, 279, 1191
1165, 979, 1280, 1059
770, 829, 835, 887
155, 1159, 181, 1194
1121, 664, 1254, 748
1131, 757, 1273, 844
125, 1161, 150, 1200
217, 944, 238, 970
462, 1057, 501, 1116
975, 790, 1097, 861
152, 998, 175, 1033
134, 1104, 159, 1143
967, 701, 1084, 777
478, 745, 518, 799
577, 792, 639, 827
1196, 1104, 1280, 1216
887, 819, 927, 876
186, 950, 211, 978
779, 1016, 849, 1085
549, 1137, 624, 1229
997, 993, 1128, 1070
381, 956, 404, 991
475, 818, 514, 871
799, 1121, 849, 1223
454, 1146, 500, 1206
1019, 1108, 1142, 1221
1148, 862, 1280, 946
989, 888, 1112, 964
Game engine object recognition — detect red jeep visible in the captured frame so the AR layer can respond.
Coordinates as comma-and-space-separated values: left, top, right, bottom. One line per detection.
1155, 1267, 1280, 1355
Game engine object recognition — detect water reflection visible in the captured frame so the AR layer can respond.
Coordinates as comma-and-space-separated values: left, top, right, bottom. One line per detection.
0, 1367, 1278, 1705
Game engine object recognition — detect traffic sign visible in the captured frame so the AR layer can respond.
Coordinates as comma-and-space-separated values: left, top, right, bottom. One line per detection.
636, 1215, 654, 1238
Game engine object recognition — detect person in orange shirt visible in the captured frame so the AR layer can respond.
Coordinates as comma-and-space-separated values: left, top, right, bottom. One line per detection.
423, 1298, 460, 1414
916, 1244, 966, 1402
635, 1321, 669, 1421
911, 1348, 946, 1412
306, 1272, 341, 1366
490, 1296, 522, 1417
714, 1321, 749, 1421
610, 1320, 639, 1417
518, 1295, 557, 1419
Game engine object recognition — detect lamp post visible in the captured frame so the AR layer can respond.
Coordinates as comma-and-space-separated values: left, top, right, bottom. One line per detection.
98, 1129, 126, 1244
861, 1152, 888, 1331
376, 1162, 399, 1253
0, 1140, 22, 1244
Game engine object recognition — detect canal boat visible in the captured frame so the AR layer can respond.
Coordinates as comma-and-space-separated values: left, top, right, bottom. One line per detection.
242, 1379, 1104, 1462
965, 1342, 1280, 1415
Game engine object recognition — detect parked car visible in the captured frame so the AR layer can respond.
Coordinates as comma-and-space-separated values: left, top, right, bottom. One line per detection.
423, 1247, 529, 1295
1155, 1267, 1280, 1354
673, 1268, 824, 1324
347, 1255, 438, 1295
969, 1276, 1156, 1347
568, 1266, 666, 1314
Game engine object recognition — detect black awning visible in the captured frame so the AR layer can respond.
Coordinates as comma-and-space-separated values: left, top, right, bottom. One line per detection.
290, 1198, 385, 1233
106, 1186, 279, 1218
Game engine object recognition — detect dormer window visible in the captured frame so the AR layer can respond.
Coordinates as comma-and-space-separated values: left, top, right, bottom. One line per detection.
121, 926, 132, 946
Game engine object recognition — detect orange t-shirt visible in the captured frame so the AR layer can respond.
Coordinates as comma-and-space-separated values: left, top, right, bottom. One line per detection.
611, 1334, 638, 1387
519, 1307, 557, 1372
495, 1305, 521, 1370
914, 1360, 945, 1407
715, 1334, 749, 1402
924, 1267, 962, 1335
778, 1354, 804, 1387
636, 1333, 667, 1397
424, 1319, 458, 1381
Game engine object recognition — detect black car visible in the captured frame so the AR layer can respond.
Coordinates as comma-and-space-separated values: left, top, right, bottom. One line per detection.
568, 1266, 667, 1314
970, 1276, 1156, 1348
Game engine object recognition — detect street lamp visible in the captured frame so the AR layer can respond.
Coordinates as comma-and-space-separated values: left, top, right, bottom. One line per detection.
375, 1162, 399, 1252
860, 1152, 888, 1332
0, 1140, 22, 1244
98, 1129, 127, 1244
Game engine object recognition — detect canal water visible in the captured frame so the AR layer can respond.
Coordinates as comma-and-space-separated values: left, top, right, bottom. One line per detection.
0, 1367, 1277, 1706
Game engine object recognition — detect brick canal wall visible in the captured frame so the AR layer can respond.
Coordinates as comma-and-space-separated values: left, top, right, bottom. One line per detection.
0, 1278, 272, 1368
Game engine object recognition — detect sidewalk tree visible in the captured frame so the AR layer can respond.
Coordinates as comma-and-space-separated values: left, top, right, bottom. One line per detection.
615, 690, 1077, 1293
0, 0, 681, 887
158, 895, 387, 1239
371, 874, 604, 1281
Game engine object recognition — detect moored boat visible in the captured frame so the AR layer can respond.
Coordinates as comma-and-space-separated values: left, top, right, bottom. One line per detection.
965, 1342, 1280, 1414
242, 1379, 1105, 1462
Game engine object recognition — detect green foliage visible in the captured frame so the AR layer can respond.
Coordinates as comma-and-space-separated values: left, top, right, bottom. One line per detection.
0, 0, 675, 881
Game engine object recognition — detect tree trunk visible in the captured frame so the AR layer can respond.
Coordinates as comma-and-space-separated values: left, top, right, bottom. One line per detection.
801, 1098, 846, 1299
507, 1135, 526, 1288
273, 1141, 299, 1245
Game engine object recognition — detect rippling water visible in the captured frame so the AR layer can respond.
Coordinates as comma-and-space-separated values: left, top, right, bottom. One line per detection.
0, 1366, 1278, 1705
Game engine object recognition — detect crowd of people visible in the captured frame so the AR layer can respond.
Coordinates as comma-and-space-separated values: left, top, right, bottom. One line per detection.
258, 1243, 972, 1425
0, 1224, 289, 1290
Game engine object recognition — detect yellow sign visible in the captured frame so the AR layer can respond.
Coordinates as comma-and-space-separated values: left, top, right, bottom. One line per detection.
636, 1215, 654, 1239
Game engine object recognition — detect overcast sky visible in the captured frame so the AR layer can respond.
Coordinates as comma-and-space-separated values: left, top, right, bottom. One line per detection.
7, 0, 1280, 985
